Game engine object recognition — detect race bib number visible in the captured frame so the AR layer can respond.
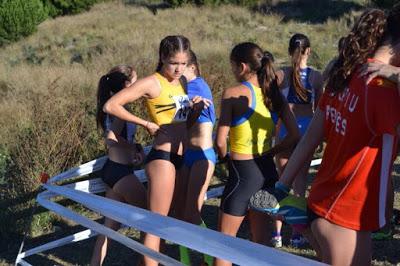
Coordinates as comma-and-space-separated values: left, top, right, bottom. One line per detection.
172, 95, 190, 122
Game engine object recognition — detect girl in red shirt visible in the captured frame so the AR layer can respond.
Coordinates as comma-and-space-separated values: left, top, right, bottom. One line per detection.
277, 6, 400, 265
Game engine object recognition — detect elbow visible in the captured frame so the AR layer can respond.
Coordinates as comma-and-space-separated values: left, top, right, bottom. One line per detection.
103, 100, 113, 115
215, 138, 226, 155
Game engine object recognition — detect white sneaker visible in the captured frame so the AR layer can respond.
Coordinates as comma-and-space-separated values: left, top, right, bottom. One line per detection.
271, 235, 282, 248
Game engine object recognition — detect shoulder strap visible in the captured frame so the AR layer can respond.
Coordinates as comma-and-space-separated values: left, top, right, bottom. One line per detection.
231, 82, 256, 126
242, 81, 256, 110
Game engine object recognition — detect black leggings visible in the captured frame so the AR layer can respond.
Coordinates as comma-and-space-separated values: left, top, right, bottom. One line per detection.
220, 154, 279, 216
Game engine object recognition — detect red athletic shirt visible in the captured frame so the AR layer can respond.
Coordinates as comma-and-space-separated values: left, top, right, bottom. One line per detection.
308, 73, 400, 231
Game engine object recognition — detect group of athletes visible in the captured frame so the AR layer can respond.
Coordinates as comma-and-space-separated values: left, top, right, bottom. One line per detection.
89, 3, 400, 266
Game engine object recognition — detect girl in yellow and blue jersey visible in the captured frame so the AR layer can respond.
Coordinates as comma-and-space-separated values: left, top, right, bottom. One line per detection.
103, 35, 207, 266
215, 42, 300, 266
275, 33, 324, 248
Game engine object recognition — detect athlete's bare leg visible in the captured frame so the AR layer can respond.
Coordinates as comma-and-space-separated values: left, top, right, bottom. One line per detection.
184, 160, 214, 224
90, 188, 122, 266
311, 218, 371, 265
143, 160, 176, 266
214, 212, 245, 266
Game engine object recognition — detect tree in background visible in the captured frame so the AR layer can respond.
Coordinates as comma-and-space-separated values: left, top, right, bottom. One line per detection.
0, 0, 47, 46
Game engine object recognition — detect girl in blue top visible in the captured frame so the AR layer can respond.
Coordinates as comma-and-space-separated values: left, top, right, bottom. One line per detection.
172, 49, 216, 265
179, 50, 216, 227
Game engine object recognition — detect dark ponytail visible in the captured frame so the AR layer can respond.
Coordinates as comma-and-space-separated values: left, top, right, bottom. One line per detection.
288, 33, 311, 101
258, 53, 284, 114
96, 65, 134, 131
230, 42, 284, 115
326, 9, 386, 93
156, 35, 191, 72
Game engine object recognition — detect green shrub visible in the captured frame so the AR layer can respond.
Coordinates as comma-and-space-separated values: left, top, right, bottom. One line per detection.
371, 0, 400, 8
42, 0, 98, 17
0, 0, 47, 46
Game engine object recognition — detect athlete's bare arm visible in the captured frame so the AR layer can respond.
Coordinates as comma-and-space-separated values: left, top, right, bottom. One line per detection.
267, 102, 300, 156
103, 75, 161, 135
215, 88, 234, 159
311, 70, 324, 111
279, 108, 325, 188
361, 62, 400, 90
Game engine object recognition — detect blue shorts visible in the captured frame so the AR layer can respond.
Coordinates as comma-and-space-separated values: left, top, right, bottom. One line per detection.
183, 148, 216, 168
279, 116, 311, 139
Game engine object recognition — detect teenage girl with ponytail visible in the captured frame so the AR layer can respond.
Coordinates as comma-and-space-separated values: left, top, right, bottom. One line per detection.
215, 42, 299, 266
272, 7, 400, 264
103, 36, 207, 266
91, 65, 147, 266
274, 33, 324, 248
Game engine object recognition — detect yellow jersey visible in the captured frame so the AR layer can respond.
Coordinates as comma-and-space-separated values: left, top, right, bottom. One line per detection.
146, 72, 190, 125
229, 81, 275, 155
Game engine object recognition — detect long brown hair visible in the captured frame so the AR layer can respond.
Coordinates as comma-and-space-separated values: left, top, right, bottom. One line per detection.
230, 42, 284, 115
326, 9, 387, 93
288, 33, 311, 101
96, 65, 134, 131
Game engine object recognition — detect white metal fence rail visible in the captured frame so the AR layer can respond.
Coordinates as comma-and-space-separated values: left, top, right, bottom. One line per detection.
15, 146, 323, 266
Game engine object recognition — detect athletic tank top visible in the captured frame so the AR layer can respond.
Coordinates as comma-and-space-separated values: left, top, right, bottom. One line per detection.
187, 77, 216, 124
146, 72, 190, 125
105, 114, 136, 144
229, 82, 275, 155
282, 67, 314, 104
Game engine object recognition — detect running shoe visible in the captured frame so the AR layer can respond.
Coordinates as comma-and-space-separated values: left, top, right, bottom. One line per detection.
249, 182, 308, 225
271, 235, 283, 248
249, 188, 280, 214
290, 234, 309, 248
249, 182, 290, 213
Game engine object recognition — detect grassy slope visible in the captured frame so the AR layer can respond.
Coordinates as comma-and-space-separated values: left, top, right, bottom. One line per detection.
0, 0, 399, 265
0, 0, 354, 147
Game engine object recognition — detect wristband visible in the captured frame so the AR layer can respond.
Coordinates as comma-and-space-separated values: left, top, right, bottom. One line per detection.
274, 181, 290, 202
275, 181, 290, 194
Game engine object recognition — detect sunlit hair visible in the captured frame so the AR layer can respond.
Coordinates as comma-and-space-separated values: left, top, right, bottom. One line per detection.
326, 9, 387, 93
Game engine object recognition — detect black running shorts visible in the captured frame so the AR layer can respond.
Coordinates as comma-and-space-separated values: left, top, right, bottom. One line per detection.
220, 154, 279, 216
